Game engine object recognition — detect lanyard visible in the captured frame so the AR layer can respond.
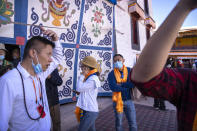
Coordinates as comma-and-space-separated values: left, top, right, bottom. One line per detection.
16, 68, 44, 120
31, 77, 42, 104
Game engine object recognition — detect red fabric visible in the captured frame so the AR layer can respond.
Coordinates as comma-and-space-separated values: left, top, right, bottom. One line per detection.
16, 36, 25, 45
130, 68, 197, 131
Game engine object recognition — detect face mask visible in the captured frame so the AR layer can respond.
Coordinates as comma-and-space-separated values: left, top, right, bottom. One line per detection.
0, 55, 5, 60
114, 61, 123, 69
32, 52, 43, 74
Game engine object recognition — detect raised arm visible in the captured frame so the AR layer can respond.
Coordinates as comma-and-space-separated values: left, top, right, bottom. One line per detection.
41, 28, 64, 78
132, 0, 197, 82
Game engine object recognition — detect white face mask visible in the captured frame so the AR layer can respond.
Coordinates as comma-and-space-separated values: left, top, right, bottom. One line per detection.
114, 61, 123, 69
32, 52, 43, 74
0, 55, 5, 60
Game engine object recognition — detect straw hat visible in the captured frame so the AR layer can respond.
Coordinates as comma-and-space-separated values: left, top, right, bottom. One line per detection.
0, 43, 7, 52
81, 56, 102, 73
81, 56, 98, 69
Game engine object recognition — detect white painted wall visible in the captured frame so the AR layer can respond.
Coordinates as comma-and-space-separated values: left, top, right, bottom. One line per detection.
115, 1, 136, 68
115, 0, 155, 68
137, 0, 145, 11
138, 20, 147, 50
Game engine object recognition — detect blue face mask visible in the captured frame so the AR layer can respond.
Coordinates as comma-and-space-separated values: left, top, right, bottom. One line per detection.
0, 55, 5, 60
32, 53, 43, 74
114, 61, 123, 69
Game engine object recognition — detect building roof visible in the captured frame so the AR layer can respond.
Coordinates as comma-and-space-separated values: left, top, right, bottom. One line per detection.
180, 26, 197, 32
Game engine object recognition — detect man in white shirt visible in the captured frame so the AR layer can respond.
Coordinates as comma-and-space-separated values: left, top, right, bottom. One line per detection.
0, 28, 63, 131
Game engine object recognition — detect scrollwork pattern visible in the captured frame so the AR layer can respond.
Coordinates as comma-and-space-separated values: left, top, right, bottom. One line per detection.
102, 1, 112, 23
81, 23, 93, 45
84, 0, 99, 13
79, 50, 92, 61
97, 51, 112, 69
97, 31, 112, 46
60, 21, 78, 43
101, 80, 110, 91
58, 77, 72, 98
75, 0, 81, 10
63, 49, 74, 70
29, 8, 42, 38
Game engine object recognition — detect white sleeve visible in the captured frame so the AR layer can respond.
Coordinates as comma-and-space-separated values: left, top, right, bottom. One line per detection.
76, 75, 96, 92
42, 40, 63, 79
0, 78, 15, 131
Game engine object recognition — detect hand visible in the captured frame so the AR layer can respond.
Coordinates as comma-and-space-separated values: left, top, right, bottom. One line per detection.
41, 27, 59, 41
72, 90, 80, 95
179, 0, 197, 11
47, 74, 51, 79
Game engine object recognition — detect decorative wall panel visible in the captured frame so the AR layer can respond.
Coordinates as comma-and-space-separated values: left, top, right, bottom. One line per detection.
80, 0, 113, 47
27, 0, 81, 44
0, 0, 115, 104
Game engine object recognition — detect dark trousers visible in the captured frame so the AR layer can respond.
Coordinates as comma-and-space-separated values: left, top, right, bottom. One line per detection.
153, 98, 166, 110
78, 110, 98, 131
50, 104, 61, 131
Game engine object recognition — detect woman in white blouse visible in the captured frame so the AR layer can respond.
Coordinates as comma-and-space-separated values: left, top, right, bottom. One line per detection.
75, 56, 101, 131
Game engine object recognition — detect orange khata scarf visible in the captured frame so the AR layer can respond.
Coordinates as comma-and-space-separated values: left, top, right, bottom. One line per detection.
75, 106, 83, 122
83, 69, 98, 82
112, 65, 128, 113
75, 69, 98, 122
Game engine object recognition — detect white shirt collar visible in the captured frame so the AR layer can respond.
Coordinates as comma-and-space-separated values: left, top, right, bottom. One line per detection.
16, 62, 32, 79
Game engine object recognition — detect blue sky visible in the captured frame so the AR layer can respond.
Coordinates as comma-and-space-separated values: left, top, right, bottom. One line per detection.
152, 0, 197, 28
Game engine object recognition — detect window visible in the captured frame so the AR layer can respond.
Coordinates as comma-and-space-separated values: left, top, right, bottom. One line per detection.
132, 16, 139, 45
144, 0, 149, 15
131, 15, 140, 50
146, 27, 150, 40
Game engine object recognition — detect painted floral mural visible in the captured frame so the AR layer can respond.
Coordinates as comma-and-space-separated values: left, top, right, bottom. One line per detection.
91, 6, 104, 37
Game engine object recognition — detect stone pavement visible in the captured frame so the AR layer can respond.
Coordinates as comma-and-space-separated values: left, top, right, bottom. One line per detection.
60, 96, 177, 131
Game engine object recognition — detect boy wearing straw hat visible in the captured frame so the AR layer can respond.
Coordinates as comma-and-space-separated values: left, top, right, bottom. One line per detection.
75, 56, 101, 131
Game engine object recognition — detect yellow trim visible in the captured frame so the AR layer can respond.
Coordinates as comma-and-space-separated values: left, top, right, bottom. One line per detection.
145, 18, 150, 20
193, 111, 197, 131
128, 3, 136, 8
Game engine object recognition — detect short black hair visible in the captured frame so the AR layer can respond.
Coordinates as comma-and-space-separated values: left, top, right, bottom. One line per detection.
23, 36, 55, 59
113, 54, 123, 60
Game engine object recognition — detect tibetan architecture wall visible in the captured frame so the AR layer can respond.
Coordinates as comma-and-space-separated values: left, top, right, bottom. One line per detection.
115, 0, 155, 67
115, 1, 136, 67
0, 0, 115, 104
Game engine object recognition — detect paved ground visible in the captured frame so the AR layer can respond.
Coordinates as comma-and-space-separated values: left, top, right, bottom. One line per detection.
60, 96, 177, 131
60, 96, 113, 131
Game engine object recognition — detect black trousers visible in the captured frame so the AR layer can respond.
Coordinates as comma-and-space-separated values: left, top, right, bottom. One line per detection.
153, 98, 166, 110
